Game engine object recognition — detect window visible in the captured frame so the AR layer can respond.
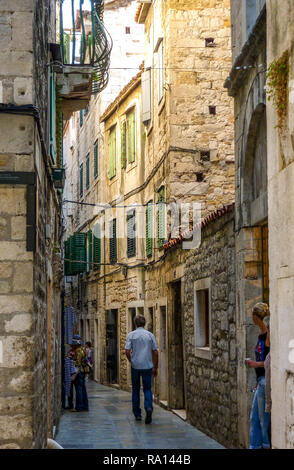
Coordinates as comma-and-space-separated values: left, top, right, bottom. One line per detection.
196, 172, 204, 182
49, 67, 56, 162
157, 186, 165, 248
209, 105, 216, 115
125, 26, 130, 34
86, 153, 90, 190
121, 121, 127, 169
108, 126, 116, 179
80, 110, 83, 127
127, 110, 136, 164
200, 150, 210, 161
109, 218, 117, 264
127, 209, 136, 258
93, 223, 101, 271
194, 278, 212, 360
205, 38, 215, 47
157, 40, 164, 103
146, 201, 153, 258
79, 163, 83, 198
94, 140, 98, 179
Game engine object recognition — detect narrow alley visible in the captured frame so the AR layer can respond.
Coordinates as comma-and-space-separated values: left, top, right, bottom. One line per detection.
55, 381, 224, 449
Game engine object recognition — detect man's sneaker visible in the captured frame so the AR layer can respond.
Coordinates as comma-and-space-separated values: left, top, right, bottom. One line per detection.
145, 408, 152, 424
135, 415, 142, 421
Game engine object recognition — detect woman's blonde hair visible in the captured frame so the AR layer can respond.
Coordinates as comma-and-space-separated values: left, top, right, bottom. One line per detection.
252, 302, 270, 320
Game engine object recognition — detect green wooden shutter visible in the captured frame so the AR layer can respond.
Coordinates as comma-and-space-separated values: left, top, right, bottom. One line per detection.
146, 202, 153, 258
79, 163, 83, 198
87, 230, 92, 272
86, 154, 90, 190
94, 140, 98, 179
109, 218, 117, 264
50, 68, 56, 162
93, 223, 101, 270
127, 111, 135, 163
72, 233, 86, 274
127, 209, 136, 258
80, 110, 83, 126
158, 187, 165, 248
121, 121, 127, 169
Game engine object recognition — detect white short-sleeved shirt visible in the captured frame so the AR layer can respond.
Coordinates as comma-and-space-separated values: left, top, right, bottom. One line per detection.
125, 327, 158, 370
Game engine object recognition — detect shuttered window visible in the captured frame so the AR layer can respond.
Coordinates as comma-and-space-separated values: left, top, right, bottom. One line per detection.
79, 163, 83, 198
108, 126, 116, 179
94, 140, 98, 179
80, 110, 83, 127
64, 233, 87, 275
157, 186, 165, 248
49, 67, 56, 162
127, 209, 136, 258
127, 111, 136, 163
109, 218, 117, 264
87, 230, 92, 272
146, 201, 153, 258
93, 223, 101, 270
142, 69, 152, 123
86, 153, 90, 190
121, 121, 127, 169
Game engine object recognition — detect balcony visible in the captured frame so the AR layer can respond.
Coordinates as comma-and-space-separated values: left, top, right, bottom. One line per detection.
56, 0, 112, 119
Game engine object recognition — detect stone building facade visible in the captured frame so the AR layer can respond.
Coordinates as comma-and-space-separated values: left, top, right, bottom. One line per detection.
0, 0, 63, 448
225, 0, 267, 448
266, 0, 294, 450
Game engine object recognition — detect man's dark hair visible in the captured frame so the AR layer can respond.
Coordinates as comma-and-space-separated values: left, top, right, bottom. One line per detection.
134, 315, 146, 327
85, 341, 92, 347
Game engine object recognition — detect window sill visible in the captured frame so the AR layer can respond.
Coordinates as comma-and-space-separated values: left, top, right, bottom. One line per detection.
195, 347, 212, 360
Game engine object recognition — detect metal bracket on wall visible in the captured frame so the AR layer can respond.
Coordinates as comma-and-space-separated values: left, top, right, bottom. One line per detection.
0, 172, 36, 252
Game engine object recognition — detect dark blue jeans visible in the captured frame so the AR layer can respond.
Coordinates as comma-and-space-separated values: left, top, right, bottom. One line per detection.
131, 368, 153, 417
73, 372, 88, 411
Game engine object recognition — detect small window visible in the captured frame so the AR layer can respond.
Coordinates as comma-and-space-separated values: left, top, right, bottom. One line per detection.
157, 187, 166, 248
205, 38, 215, 47
194, 278, 212, 360
157, 40, 164, 103
79, 110, 83, 127
125, 26, 130, 34
209, 105, 216, 115
127, 110, 136, 164
196, 172, 204, 182
108, 126, 117, 179
200, 151, 210, 161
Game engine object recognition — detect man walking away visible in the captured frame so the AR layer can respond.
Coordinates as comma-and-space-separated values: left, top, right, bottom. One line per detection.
125, 315, 158, 424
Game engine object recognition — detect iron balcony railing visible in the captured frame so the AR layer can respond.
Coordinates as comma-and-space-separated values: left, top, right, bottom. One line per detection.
59, 0, 112, 93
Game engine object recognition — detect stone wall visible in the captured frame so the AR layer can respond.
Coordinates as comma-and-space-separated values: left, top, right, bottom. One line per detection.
183, 209, 237, 448
266, 0, 294, 450
0, 0, 62, 448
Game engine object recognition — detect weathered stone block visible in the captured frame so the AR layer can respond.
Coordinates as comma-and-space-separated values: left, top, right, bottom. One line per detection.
0, 187, 26, 215
8, 371, 33, 394
0, 280, 11, 294
1, 335, 34, 367
0, 395, 33, 414
0, 0, 33, 12
11, 12, 33, 52
0, 294, 33, 314
11, 216, 26, 241
0, 242, 33, 262
13, 77, 33, 105
4, 313, 32, 333
0, 115, 34, 153
0, 415, 32, 440
0, 262, 12, 278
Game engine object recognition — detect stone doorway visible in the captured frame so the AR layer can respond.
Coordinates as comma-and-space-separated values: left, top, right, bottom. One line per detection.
106, 309, 118, 384
168, 280, 185, 410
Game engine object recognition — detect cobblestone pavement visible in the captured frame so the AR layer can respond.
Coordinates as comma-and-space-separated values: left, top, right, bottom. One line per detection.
55, 381, 224, 449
